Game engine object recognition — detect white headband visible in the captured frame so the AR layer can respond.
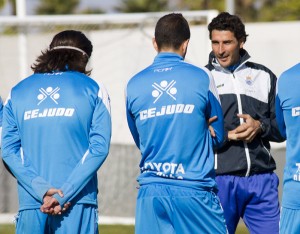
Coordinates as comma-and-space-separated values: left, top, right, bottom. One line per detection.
50, 46, 88, 57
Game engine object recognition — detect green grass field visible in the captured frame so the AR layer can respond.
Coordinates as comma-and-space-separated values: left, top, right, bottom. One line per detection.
0, 223, 249, 234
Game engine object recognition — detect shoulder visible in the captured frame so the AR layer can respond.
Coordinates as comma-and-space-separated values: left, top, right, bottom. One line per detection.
126, 65, 152, 90
75, 73, 110, 99
12, 73, 39, 91
245, 61, 276, 77
278, 63, 300, 83
70, 71, 98, 85
180, 61, 211, 78
63, 72, 106, 95
281, 63, 300, 77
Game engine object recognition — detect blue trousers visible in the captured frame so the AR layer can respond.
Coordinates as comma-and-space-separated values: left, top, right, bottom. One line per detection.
15, 204, 98, 234
135, 184, 228, 234
216, 173, 280, 234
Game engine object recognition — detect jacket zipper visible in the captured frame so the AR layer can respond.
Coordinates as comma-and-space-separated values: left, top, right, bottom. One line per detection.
231, 72, 251, 176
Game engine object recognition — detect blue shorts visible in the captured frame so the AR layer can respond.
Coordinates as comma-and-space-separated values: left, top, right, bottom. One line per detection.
216, 173, 280, 234
135, 184, 227, 234
15, 204, 98, 234
280, 207, 300, 234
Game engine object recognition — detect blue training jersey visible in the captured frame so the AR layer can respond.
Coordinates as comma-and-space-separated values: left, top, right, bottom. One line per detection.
126, 53, 224, 190
1, 71, 111, 211
276, 63, 300, 208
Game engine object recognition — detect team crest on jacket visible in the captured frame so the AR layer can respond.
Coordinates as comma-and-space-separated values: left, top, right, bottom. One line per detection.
245, 76, 253, 85
37, 86, 60, 105
151, 80, 177, 103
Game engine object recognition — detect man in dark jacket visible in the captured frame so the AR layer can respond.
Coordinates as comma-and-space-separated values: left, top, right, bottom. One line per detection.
206, 12, 285, 234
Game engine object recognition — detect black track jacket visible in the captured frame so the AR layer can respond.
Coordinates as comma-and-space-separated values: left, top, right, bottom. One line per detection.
206, 49, 285, 176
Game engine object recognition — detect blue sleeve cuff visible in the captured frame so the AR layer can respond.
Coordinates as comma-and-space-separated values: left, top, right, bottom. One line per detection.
31, 176, 52, 202
53, 183, 74, 206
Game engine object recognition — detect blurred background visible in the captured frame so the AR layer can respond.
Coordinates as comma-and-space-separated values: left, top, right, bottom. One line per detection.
0, 0, 298, 226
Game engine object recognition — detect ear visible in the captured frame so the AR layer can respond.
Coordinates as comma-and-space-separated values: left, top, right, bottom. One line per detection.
152, 38, 159, 52
182, 39, 190, 54
239, 39, 245, 49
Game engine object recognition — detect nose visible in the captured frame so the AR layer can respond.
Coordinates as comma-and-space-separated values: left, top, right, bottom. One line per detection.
218, 44, 225, 55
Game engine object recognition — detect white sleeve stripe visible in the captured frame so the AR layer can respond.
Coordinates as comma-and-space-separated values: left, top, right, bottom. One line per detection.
81, 150, 89, 164
4, 92, 11, 106
20, 147, 24, 165
276, 75, 281, 95
97, 82, 111, 115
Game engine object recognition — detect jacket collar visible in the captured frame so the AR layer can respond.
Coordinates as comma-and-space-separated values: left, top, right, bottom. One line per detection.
208, 48, 251, 72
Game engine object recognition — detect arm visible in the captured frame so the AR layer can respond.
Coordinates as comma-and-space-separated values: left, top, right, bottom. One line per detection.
207, 116, 217, 137
275, 81, 286, 139
1, 95, 53, 202
52, 85, 112, 206
125, 86, 140, 148
207, 72, 224, 148
260, 71, 286, 142
229, 71, 285, 143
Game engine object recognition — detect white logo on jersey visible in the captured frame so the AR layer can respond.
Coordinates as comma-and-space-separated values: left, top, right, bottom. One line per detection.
152, 80, 177, 103
292, 107, 300, 117
37, 87, 60, 105
24, 108, 75, 120
140, 104, 194, 120
293, 163, 300, 181
23, 86, 75, 120
154, 67, 173, 72
141, 161, 185, 180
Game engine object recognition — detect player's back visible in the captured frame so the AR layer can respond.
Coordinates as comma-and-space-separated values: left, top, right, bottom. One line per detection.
11, 71, 99, 180
4, 71, 103, 209
126, 52, 223, 190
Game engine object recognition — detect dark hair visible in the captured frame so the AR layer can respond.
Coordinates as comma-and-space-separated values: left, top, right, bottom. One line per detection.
208, 12, 248, 43
31, 30, 93, 75
155, 13, 190, 51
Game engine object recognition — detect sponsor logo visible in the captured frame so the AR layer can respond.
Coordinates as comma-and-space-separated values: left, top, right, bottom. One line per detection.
154, 67, 173, 72
37, 86, 60, 105
152, 80, 177, 103
141, 161, 185, 180
292, 107, 300, 117
24, 108, 75, 120
293, 163, 300, 181
140, 104, 194, 120
44, 72, 63, 76
140, 79, 194, 120
24, 87, 75, 120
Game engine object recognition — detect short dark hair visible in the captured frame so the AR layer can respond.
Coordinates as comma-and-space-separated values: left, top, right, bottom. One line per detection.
31, 30, 93, 75
208, 12, 248, 43
155, 13, 190, 51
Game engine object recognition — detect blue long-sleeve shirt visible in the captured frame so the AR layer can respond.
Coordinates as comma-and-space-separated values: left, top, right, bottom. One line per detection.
0, 96, 3, 146
126, 53, 224, 191
1, 71, 111, 210
276, 63, 300, 209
